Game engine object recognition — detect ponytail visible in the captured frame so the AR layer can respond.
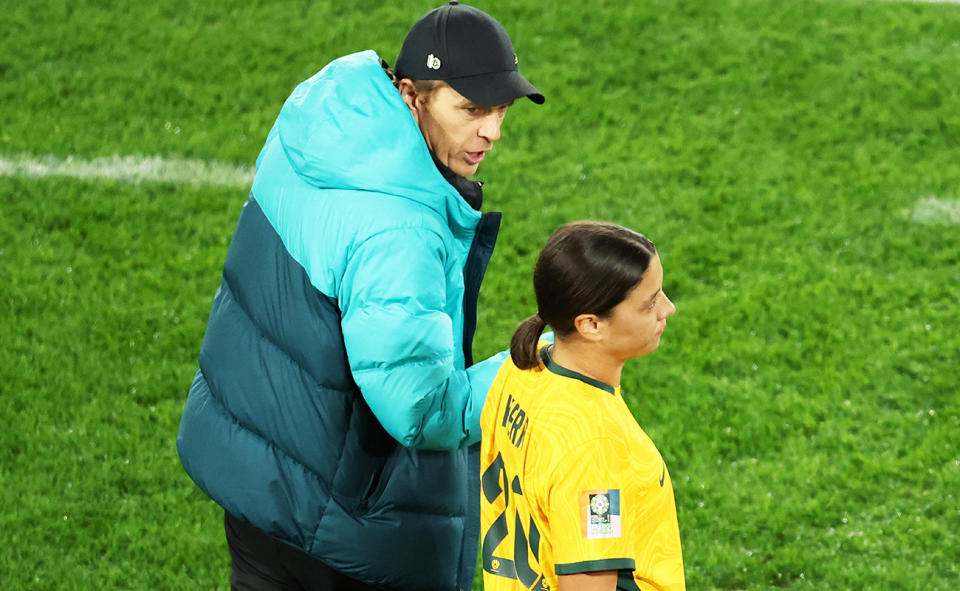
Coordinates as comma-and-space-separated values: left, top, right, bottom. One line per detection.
510, 314, 548, 370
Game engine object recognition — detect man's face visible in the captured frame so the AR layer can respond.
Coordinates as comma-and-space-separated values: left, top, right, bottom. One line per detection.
401, 81, 512, 178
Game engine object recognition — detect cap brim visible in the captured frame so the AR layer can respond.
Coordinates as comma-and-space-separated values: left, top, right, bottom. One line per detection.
446, 70, 545, 107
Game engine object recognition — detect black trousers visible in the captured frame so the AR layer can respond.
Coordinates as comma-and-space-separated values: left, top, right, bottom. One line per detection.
224, 511, 384, 591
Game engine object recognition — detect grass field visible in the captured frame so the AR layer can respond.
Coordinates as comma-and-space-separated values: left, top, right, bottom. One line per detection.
2, 0, 959, 589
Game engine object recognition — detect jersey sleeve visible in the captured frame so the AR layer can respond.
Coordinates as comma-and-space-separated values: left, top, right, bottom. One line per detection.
545, 436, 646, 576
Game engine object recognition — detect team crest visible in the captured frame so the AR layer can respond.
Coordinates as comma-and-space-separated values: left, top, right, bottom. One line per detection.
580, 489, 621, 539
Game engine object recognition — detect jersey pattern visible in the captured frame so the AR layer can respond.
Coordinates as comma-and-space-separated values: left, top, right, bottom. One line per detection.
479, 345, 685, 591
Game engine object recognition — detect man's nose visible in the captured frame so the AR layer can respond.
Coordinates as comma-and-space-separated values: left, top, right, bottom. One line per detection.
478, 113, 503, 142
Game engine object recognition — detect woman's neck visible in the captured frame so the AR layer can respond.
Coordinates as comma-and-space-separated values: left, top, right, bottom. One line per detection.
549, 339, 624, 389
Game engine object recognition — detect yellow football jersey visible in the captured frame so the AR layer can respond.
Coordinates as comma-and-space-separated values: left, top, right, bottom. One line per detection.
479, 345, 685, 591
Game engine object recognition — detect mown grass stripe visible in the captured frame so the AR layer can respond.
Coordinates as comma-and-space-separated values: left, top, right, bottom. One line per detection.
909, 197, 960, 226
0, 153, 254, 188
888, 0, 960, 4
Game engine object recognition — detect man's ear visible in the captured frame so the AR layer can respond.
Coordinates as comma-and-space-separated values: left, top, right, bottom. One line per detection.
572, 313, 603, 342
397, 78, 420, 122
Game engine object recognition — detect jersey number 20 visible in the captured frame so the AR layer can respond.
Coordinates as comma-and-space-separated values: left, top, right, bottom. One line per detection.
481, 452, 548, 589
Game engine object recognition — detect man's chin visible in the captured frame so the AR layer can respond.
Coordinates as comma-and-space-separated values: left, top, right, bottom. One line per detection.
451, 162, 480, 178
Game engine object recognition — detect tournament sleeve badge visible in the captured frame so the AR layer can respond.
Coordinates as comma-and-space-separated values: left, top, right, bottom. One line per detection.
579, 489, 622, 539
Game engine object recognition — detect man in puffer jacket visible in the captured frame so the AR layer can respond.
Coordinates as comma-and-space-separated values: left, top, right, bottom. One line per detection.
176, 3, 544, 590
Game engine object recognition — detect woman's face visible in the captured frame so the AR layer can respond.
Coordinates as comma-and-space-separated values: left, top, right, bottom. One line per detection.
599, 254, 676, 361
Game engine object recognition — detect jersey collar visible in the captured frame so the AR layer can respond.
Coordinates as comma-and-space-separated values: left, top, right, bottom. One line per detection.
540, 345, 616, 395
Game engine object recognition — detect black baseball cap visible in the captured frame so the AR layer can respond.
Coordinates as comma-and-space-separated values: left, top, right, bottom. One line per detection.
395, 1, 545, 107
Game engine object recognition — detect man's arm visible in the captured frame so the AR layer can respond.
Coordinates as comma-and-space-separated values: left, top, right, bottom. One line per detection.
339, 226, 503, 449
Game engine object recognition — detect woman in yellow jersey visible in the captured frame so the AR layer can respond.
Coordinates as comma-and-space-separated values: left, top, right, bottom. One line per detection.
480, 221, 684, 591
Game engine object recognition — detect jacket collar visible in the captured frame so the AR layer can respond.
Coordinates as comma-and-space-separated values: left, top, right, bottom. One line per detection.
431, 152, 484, 211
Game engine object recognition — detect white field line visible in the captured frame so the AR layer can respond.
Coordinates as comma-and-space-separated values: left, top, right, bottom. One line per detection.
3, 154, 956, 228
909, 197, 960, 226
0, 153, 254, 188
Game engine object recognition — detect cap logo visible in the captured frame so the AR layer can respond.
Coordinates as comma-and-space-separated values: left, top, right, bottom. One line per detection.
426, 54, 442, 70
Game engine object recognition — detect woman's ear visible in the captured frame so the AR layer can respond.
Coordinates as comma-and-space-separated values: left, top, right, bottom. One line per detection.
572, 313, 603, 342
397, 78, 420, 122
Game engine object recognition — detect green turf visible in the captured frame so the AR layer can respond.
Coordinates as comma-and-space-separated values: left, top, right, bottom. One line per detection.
2, 0, 959, 589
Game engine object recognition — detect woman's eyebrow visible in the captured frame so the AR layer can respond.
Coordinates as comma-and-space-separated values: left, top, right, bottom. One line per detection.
646, 289, 662, 305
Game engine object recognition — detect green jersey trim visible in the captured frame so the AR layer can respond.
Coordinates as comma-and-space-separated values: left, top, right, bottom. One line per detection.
541, 346, 616, 395
554, 558, 636, 575
617, 569, 643, 590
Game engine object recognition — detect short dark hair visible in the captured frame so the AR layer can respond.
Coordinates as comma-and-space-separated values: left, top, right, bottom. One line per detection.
383, 63, 441, 100
510, 221, 657, 369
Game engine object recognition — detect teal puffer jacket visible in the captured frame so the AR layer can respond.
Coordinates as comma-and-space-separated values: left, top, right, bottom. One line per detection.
177, 50, 507, 590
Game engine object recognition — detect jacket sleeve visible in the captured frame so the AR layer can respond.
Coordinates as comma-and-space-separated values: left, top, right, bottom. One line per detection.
339, 227, 506, 450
